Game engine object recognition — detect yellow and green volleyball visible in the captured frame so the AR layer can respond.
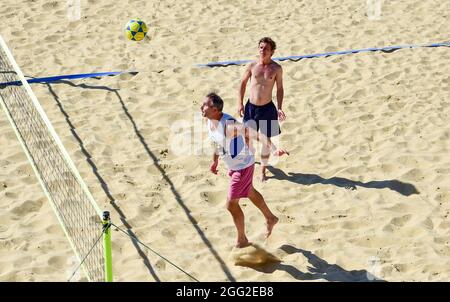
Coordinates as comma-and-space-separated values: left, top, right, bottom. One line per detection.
125, 19, 148, 41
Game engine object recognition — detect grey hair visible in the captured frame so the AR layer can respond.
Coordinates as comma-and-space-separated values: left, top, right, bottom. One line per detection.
206, 92, 224, 111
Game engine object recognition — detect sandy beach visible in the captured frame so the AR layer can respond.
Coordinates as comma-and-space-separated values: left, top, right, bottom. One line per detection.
0, 0, 449, 281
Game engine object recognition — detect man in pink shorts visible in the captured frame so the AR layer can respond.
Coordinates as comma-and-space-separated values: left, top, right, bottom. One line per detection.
201, 92, 289, 248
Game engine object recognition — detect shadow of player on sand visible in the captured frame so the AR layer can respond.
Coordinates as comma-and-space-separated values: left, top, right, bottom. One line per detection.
231, 244, 385, 282
266, 166, 419, 196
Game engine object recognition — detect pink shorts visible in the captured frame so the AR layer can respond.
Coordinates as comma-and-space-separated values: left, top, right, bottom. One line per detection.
228, 164, 255, 199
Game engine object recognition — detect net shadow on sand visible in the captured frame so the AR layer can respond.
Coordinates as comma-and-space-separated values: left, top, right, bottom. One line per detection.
44, 82, 161, 281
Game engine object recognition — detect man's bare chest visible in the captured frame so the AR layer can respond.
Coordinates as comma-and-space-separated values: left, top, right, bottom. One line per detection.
252, 66, 276, 82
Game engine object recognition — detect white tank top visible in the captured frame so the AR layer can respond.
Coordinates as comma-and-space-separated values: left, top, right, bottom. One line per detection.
208, 113, 254, 171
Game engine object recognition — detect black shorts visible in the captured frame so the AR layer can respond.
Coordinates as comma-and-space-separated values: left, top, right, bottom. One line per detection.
243, 100, 280, 138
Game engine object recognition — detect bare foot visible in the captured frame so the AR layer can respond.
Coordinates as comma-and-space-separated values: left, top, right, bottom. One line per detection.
260, 165, 268, 182
235, 239, 251, 248
265, 216, 279, 238
260, 172, 268, 182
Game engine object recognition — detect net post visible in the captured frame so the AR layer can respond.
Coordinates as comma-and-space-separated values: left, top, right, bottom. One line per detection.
102, 211, 113, 282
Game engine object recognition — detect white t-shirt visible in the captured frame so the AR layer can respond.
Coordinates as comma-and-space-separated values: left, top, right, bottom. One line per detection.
208, 113, 254, 171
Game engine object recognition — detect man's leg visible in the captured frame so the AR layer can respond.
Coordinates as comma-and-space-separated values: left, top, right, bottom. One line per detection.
226, 198, 250, 248
259, 116, 279, 182
247, 186, 279, 238
260, 138, 271, 182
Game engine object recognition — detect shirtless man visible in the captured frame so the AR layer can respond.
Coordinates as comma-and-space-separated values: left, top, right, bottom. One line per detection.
238, 37, 285, 182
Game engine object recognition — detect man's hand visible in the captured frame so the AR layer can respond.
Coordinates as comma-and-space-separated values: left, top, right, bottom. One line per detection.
238, 103, 245, 118
210, 160, 219, 174
278, 109, 286, 122
272, 149, 289, 157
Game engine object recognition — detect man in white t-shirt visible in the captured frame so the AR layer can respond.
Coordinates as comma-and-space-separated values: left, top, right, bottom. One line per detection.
201, 92, 289, 248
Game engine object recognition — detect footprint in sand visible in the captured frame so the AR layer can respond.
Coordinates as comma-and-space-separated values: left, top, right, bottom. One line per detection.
11, 199, 43, 215
382, 214, 412, 232
48, 255, 66, 268
199, 191, 224, 205
384, 71, 402, 81
155, 259, 166, 271
341, 220, 361, 230
422, 217, 434, 231
391, 214, 412, 227
359, 114, 375, 122
45, 224, 63, 235
161, 227, 176, 239
218, 27, 240, 34
42, 1, 59, 10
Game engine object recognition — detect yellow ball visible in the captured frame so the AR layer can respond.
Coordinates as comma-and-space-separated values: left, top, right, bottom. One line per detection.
125, 19, 148, 41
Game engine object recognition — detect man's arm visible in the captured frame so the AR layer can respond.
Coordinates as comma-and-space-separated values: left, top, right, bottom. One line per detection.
275, 66, 286, 121
225, 121, 288, 157
213, 151, 219, 162
210, 143, 220, 174
238, 63, 253, 117
245, 126, 286, 156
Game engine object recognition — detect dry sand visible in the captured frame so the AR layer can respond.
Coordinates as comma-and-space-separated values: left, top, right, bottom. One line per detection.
0, 0, 449, 281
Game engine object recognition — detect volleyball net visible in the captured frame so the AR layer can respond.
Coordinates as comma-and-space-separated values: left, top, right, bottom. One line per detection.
0, 34, 111, 282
